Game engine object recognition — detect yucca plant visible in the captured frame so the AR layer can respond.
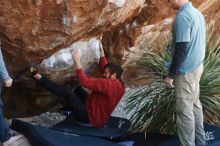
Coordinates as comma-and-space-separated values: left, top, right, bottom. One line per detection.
125, 23, 220, 135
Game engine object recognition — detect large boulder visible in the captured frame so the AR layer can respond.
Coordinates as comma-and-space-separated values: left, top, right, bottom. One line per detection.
0, 0, 145, 77
0, 0, 145, 117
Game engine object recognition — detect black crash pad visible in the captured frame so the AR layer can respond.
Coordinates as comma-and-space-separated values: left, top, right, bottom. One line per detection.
11, 119, 122, 146
12, 118, 220, 146
51, 116, 131, 139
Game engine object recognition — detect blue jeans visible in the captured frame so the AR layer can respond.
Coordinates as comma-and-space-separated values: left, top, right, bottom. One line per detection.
0, 80, 10, 143
0, 106, 10, 142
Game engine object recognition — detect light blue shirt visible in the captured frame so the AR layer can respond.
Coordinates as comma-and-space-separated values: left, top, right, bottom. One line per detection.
0, 44, 11, 106
171, 2, 206, 75
0, 49, 10, 81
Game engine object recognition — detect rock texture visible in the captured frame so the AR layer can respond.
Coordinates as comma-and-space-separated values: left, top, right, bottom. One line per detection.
0, 0, 145, 77
0, 0, 145, 117
38, 37, 101, 82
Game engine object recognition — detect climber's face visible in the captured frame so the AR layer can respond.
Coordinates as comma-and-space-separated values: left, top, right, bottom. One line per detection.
169, 0, 179, 10
102, 68, 111, 78
102, 68, 117, 80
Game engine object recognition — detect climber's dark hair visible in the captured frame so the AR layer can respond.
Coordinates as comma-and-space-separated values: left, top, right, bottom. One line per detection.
104, 63, 123, 79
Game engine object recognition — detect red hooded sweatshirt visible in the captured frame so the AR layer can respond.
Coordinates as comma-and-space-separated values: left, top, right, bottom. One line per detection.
76, 57, 125, 127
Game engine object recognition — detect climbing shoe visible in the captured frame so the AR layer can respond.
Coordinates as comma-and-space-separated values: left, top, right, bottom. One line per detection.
28, 66, 38, 76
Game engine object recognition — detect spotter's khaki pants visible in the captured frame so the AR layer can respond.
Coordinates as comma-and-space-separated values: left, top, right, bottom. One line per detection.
174, 64, 206, 146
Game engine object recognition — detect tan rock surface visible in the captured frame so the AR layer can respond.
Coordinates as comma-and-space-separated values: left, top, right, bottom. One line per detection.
0, 0, 145, 77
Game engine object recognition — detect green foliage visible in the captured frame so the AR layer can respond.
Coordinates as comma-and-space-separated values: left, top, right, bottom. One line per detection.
125, 24, 220, 135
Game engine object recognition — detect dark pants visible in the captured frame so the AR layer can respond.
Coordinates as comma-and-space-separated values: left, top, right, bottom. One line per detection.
0, 81, 10, 142
38, 76, 89, 123
0, 107, 10, 143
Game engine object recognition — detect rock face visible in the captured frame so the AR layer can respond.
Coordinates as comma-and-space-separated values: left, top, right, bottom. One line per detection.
0, 0, 145, 117
38, 37, 101, 82
0, 0, 145, 76
0, 0, 219, 117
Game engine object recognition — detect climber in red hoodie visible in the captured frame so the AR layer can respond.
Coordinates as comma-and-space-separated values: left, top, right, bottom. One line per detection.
30, 44, 125, 128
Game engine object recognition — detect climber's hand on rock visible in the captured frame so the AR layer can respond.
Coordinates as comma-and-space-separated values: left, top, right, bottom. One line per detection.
99, 42, 105, 57
71, 49, 82, 69
71, 49, 80, 60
